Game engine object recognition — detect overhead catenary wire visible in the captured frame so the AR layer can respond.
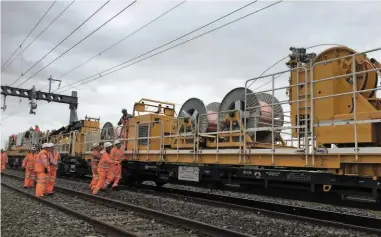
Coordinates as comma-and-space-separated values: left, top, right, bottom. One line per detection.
56, 0, 260, 91
9, 0, 111, 87
3, 1, 281, 120
16, 0, 137, 88
55, 0, 263, 92
56, 0, 186, 80
1, 1, 76, 73
1, 1, 57, 71
57, 0, 282, 93
248, 43, 345, 91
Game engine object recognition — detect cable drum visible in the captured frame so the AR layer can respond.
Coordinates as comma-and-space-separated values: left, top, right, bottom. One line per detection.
206, 102, 220, 112
101, 122, 115, 141
178, 98, 208, 133
206, 102, 220, 132
255, 92, 284, 143
218, 87, 260, 137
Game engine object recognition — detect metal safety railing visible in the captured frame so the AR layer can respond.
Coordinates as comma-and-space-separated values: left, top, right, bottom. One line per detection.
309, 47, 381, 166
71, 47, 381, 167
244, 46, 381, 166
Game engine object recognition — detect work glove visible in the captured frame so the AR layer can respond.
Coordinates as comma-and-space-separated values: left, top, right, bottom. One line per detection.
44, 168, 49, 174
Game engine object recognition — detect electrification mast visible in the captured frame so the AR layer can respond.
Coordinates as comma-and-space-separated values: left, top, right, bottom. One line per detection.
1, 79, 78, 124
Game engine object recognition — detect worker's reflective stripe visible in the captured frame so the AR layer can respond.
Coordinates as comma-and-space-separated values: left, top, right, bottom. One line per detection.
36, 176, 46, 184
98, 163, 110, 169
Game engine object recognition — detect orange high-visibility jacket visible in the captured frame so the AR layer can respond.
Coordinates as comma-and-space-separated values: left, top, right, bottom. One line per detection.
1, 153, 8, 164
35, 150, 49, 173
91, 149, 101, 160
98, 151, 117, 169
22, 153, 35, 169
49, 151, 60, 171
110, 147, 124, 163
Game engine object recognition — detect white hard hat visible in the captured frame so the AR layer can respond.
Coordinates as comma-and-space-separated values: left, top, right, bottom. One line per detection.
114, 139, 121, 145
41, 143, 49, 148
104, 142, 112, 148
31, 146, 37, 151
92, 143, 99, 148
48, 143, 55, 147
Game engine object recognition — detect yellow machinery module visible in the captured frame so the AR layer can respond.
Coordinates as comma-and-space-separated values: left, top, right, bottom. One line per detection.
288, 46, 381, 147
112, 46, 381, 201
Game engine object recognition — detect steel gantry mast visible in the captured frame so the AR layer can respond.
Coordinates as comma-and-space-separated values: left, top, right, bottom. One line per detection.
1, 77, 78, 124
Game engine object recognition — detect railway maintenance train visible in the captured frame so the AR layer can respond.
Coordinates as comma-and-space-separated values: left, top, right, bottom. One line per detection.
5, 45, 381, 202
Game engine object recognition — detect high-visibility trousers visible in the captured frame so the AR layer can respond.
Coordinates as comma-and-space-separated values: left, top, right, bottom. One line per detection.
90, 162, 99, 190
103, 164, 118, 189
92, 167, 108, 195
24, 168, 35, 188
112, 165, 122, 187
45, 168, 57, 194
35, 172, 47, 197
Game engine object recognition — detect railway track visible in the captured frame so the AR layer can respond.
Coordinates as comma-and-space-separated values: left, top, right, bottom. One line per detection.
6, 166, 380, 210
129, 184, 381, 233
4, 171, 381, 236
1, 174, 252, 237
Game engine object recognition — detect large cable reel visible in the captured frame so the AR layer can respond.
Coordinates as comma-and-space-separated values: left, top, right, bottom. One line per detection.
218, 87, 260, 138
255, 92, 284, 143
178, 98, 208, 133
178, 98, 221, 134
101, 122, 115, 141
314, 46, 378, 99
218, 87, 284, 143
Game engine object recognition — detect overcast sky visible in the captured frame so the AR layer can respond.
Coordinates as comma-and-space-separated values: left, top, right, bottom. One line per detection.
1, 0, 381, 147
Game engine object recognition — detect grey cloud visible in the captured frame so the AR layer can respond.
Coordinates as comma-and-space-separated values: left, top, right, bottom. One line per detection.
2, 1, 381, 146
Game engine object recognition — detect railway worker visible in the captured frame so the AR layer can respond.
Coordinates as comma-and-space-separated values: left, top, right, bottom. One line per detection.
92, 142, 116, 195
110, 139, 125, 190
90, 143, 101, 191
34, 143, 51, 197
45, 143, 60, 195
22, 146, 37, 188
117, 108, 131, 138
1, 149, 8, 173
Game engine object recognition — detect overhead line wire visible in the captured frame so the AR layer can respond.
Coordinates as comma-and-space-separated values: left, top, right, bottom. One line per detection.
16, 0, 137, 88
3, 1, 281, 120
9, 0, 111, 87
1, 1, 57, 70
57, 0, 186, 80
248, 43, 345, 90
1, 1, 76, 73
57, 1, 282, 93
55, 0, 262, 92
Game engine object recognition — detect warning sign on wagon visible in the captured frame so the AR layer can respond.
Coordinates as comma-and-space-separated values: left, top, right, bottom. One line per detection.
178, 166, 200, 182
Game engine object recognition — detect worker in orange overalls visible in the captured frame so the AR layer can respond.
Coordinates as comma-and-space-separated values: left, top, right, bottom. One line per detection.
90, 143, 101, 191
34, 143, 51, 197
110, 140, 125, 190
22, 146, 37, 188
117, 108, 130, 138
92, 142, 115, 195
45, 143, 59, 195
1, 149, 8, 173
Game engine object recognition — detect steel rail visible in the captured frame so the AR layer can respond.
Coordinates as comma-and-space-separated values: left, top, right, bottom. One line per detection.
1, 183, 139, 237
5, 168, 380, 210
2, 173, 253, 237
127, 184, 381, 235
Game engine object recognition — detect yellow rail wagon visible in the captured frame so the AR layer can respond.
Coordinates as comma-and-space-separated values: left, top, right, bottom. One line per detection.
6, 45, 381, 202
102, 45, 379, 202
